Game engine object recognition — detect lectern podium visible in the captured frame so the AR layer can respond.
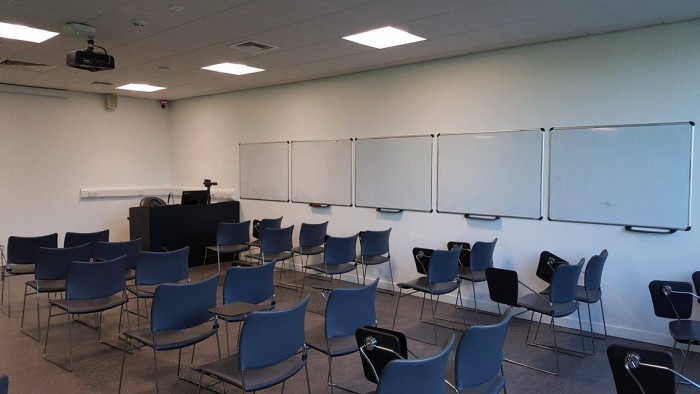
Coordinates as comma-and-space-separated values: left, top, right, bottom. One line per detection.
128, 200, 240, 266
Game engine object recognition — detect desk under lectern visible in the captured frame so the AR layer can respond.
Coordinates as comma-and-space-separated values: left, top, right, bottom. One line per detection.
128, 200, 240, 266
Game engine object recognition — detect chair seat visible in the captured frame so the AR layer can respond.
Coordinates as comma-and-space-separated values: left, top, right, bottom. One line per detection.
50, 294, 127, 314
207, 244, 250, 254
27, 279, 66, 293
197, 352, 306, 392
305, 325, 359, 357
293, 245, 324, 256
6, 263, 35, 275
458, 267, 486, 282
397, 277, 459, 295
124, 323, 218, 351
669, 320, 700, 344
355, 255, 389, 266
446, 361, 506, 394
517, 294, 578, 317
125, 269, 136, 281
306, 262, 357, 276
248, 251, 293, 262
575, 286, 601, 303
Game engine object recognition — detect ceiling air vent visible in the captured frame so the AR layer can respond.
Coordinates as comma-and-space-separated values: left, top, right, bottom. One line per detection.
0, 59, 55, 72
229, 40, 278, 53
91, 81, 114, 86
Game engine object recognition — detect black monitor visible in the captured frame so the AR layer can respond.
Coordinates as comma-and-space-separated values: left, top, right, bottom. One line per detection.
181, 190, 208, 205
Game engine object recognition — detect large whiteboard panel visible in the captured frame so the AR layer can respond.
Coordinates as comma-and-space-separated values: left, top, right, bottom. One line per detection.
355, 135, 433, 212
239, 142, 289, 202
291, 139, 352, 206
437, 130, 544, 219
549, 123, 694, 230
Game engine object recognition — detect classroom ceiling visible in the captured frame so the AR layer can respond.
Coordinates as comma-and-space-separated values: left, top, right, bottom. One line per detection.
0, 0, 698, 101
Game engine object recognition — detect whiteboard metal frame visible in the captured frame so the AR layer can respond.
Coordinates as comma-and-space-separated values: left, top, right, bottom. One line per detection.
547, 121, 694, 231
435, 128, 545, 220
238, 141, 290, 202
290, 138, 353, 207
354, 134, 434, 213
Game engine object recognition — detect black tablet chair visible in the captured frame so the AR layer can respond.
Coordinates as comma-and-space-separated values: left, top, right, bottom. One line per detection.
392, 248, 465, 345
648, 279, 700, 375
221, 261, 276, 354
447, 308, 511, 394
94, 238, 143, 281
126, 247, 190, 329
301, 234, 360, 293
248, 226, 296, 287
249, 217, 283, 249
1, 233, 58, 317
306, 278, 378, 393
44, 256, 129, 371
0, 375, 7, 394
370, 335, 456, 394
577, 249, 609, 354
460, 239, 497, 324
119, 274, 221, 393
356, 229, 394, 294
64, 229, 109, 259
203, 221, 251, 273
21, 244, 91, 341
606, 344, 700, 394
293, 221, 328, 275
196, 297, 311, 393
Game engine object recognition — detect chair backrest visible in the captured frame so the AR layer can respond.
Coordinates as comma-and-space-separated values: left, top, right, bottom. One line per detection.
0, 375, 7, 394
238, 297, 309, 371
692, 271, 700, 305
217, 221, 250, 246
260, 225, 294, 254
607, 344, 675, 394
428, 249, 460, 284
135, 247, 190, 286
151, 274, 219, 332
375, 335, 455, 394
66, 256, 126, 301
549, 259, 584, 304
299, 222, 328, 248
584, 249, 608, 291
470, 238, 497, 271
64, 229, 109, 257
7, 233, 58, 265
360, 229, 391, 257
325, 278, 378, 338
35, 244, 91, 281
324, 234, 359, 265
94, 238, 143, 271
253, 217, 283, 240
447, 241, 471, 268
455, 308, 511, 389
223, 261, 276, 305
649, 280, 693, 320
485, 267, 519, 306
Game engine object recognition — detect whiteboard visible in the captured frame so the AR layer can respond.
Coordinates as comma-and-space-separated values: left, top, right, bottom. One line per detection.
437, 130, 544, 219
291, 139, 352, 206
549, 122, 694, 230
355, 135, 433, 212
239, 142, 289, 202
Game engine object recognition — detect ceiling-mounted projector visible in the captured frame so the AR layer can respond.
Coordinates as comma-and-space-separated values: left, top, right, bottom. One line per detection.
66, 38, 114, 72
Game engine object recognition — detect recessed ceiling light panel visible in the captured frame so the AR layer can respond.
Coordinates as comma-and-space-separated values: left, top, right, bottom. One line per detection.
0, 22, 59, 43
201, 62, 264, 75
116, 83, 166, 92
343, 26, 425, 49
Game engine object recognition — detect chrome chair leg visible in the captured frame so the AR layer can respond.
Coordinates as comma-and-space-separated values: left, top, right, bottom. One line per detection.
0, 272, 10, 317
153, 347, 160, 393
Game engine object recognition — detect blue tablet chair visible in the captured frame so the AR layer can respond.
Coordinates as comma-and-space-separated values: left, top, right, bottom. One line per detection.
203, 221, 251, 273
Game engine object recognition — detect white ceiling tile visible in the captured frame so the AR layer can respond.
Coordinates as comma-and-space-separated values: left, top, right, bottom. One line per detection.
246, 23, 328, 50
195, 7, 284, 34
237, 0, 338, 24
0, 67, 41, 83
250, 38, 371, 69
143, 69, 219, 87
455, 0, 554, 28
435, 26, 521, 51
490, 15, 587, 43
398, 13, 480, 38
0, 5, 74, 32
123, 0, 230, 21
143, 46, 253, 71
13, 65, 94, 87
638, 0, 700, 19
297, 10, 378, 37
530, 0, 631, 15
423, 0, 501, 12
313, 0, 376, 9
347, 0, 445, 25
7, 0, 120, 20
0, 38, 35, 61
556, 2, 663, 32
204, 0, 251, 6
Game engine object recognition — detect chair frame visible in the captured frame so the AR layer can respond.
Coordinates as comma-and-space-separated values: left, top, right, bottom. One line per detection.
300, 234, 361, 296
202, 221, 251, 274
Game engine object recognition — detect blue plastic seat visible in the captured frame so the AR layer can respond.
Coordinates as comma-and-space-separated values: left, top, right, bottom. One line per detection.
459, 239, 497, 324
356, 229, 394, 294
293, 222, 328, 275
203, 221, 251, 273
301, 234, 360, 293
248, 225, 296, 287
44, 256, 129, 372
94, 238, 143, 281
21, 244, 91, 341
63, 229, 109, 259
306, 278, 378, 392
577, 249, 609, 354
1, 233, 58, 317
197, 297, 311, 393
119, 274, 221, 393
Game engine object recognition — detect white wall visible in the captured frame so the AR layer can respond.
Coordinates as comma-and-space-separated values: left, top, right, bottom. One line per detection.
0, 91, 170, 243
169, 21, 700, 346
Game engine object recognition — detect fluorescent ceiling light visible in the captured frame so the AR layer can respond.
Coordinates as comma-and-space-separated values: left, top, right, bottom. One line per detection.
343, 26, 425, 49
0, 22, 59, 43
116, 83, 166, 92
201, 62, 265, 75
